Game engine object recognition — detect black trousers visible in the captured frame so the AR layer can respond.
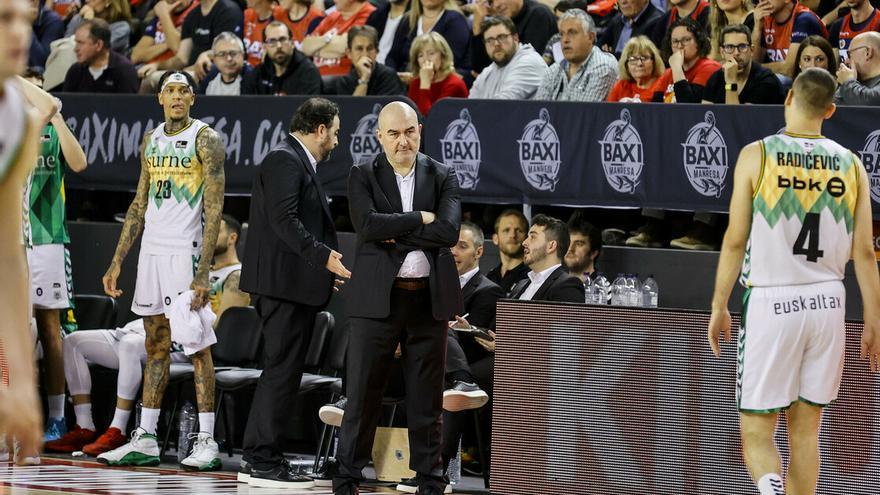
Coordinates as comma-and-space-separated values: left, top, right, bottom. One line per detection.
335, 286, 447, 490
242, 294, 319, 470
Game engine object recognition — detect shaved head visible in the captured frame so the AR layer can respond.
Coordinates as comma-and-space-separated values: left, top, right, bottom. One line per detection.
376, 102, 422, 168
853, 31, 880, 50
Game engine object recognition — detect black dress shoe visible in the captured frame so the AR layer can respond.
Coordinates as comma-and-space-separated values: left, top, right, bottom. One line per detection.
248, 464, 314, 489
333, 482, 360, 495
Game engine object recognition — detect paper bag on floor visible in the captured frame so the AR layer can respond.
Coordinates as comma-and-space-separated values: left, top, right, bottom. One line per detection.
372, 427, 416, 482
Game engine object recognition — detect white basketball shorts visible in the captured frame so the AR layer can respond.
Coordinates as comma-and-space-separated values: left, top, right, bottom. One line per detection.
27, 243, 73, 310
131, 250, 199, 317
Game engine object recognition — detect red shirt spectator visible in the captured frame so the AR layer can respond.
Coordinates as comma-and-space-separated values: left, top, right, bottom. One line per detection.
408, 72, 467, 114
651, 57, 720, 101
134, 0, 200, 64
759, 0, 826, 64
828, 0, 880, 62
278, 1, 324, 45
407, 31, 468, 114
306, 0, 375, 76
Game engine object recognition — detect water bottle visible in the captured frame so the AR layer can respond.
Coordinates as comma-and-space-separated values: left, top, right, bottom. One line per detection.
610, 274, 627, 306
177, 401, 197, 462
627, 274, 641, 307
583, 276, 592, 304
594, 273, 611, 305
445, 440, 462, 485
641, 275, 659, 308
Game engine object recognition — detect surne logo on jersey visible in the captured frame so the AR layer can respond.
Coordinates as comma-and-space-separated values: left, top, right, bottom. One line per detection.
598, 109, 643, 194
858, 129, 880, 203
518, 108, 561, 191
350, 104, 382, 166
681, 111, 728, 198
440, 108, 482, 190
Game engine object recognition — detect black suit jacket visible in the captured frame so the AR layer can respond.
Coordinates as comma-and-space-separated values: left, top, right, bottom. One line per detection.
240, 134, 338, 306
462, 272, 504, 330
346, 152, 462, 320
509, 266, 585, 303
596, 3, 664, 59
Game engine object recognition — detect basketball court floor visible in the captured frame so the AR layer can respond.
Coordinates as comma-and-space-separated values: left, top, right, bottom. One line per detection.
0, 457, 486, 494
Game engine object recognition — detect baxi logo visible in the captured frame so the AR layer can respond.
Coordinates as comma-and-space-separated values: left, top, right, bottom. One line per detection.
858, 130, 880, 203
518, 108, 562, 191
681, 111, 729, 198
350, 104, 383, 166
440, 109, 482, 190
598, 109, 643, 194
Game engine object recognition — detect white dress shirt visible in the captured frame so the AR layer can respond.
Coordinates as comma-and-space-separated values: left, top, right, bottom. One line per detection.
291, 134, 317, 173
395, 166, 431, 278
458, 266, 480, 289
518, 264, 561, 301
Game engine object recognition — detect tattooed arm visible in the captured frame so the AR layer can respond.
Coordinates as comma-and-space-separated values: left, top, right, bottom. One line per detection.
192, 126, 226, 310
213, 270, 250, 328
102, 133, 152, 298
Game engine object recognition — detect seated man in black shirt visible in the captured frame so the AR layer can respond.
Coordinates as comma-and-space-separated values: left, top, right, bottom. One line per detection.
486, 208, 531, 295
63, 19, 138, 93
702, 24, 785, 104
469, 0, 557, 73
242, 21, 321, 95
329, 25, 405, 96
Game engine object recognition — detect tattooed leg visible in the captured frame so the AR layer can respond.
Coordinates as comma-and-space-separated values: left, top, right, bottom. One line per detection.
191, 349, 215, 412
142, 315, 172, 409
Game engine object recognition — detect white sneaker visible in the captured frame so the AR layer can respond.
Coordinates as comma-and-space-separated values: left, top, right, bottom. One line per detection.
97, 428, 160, 466
180, 432, 221, 471
0, 433, 9, 462
13, 438, 40, 466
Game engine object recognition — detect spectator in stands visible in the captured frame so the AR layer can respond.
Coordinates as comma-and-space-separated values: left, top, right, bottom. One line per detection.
486, 208, 530, 294
468, 0, 557, 73
597, 0, 664, 59
508, 214, 585, 302
243, 20, 321, 94
140, 0, 243, 90
64, 0, 132, 53
385, 0, 470, 77
30, 0, 64, 70
651, 18, 720, 102
835, 31, 880, 104
607, 35, 664, 102
702, 24, 785, 103
301, 0, 375, 77
829, 0, 880, 63
754, 0, 826, 77
63, 19, 138, 93
198, 32, 253, 95
792, 34, 837, 80
565, 212, 601, 282
46, 0, 77, 19
708, 0, 754, 61
535, 9, 618, 101
132, 0, 199, 77
407, 31, 468, 114
543, 0, 589, 65
649, 0, 711, 50
469, 15, 547, 99
279, 0, 325, 45
366, 0, 410, 64
241, 0, 323, 68
330, 25, 405, 95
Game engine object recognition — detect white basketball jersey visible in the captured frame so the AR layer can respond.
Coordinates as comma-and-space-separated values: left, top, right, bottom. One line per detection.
0, 80, 27, 183
141, 119, 210, 255
741, 132, 860, 288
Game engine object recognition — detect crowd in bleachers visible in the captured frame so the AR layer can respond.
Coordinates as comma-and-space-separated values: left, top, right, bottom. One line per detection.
27, 0, 880, 108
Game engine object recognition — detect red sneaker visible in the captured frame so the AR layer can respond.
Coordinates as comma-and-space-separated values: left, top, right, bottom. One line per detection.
82, 428, 127, 457
44, 426, 96, 453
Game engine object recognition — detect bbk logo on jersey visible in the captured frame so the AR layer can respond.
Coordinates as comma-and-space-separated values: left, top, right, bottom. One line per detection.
440, 109, 481, 190
350, 104, 383, 166
517, 108, 561, 191
858, 130, 880, 203
681, 111, 729, 198
598, 109, 643, 194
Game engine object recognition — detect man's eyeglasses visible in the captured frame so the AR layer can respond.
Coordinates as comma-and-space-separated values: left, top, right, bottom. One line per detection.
721, 43, 751, 54
626, 55, 651, 65
849, 45, 870, 57
671, 36, 694, 47
264, 37, 292, 47
484, 33, 512, 46
214, 50, 243, 59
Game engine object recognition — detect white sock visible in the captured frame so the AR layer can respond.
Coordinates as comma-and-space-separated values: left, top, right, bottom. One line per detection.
73, 404, 95, 431
139, 408, 161, 435
757, 473, 785, 495
198, 413, 214, 436
48, 395, 65, 420
110, 408, 132, 432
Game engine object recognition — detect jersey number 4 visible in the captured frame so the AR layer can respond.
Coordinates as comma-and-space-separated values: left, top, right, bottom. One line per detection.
155, 180, 172, 199
793, 212, 824, 263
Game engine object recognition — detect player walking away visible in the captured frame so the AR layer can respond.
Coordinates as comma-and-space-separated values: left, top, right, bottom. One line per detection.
19, 68, 88, 444
708, 67, 880, 495
0, 0, 60, 464
98, 70, 226, 471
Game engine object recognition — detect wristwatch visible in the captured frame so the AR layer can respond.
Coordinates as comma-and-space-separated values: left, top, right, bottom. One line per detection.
357, 78, 369, 85
725, 83, 738, 92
